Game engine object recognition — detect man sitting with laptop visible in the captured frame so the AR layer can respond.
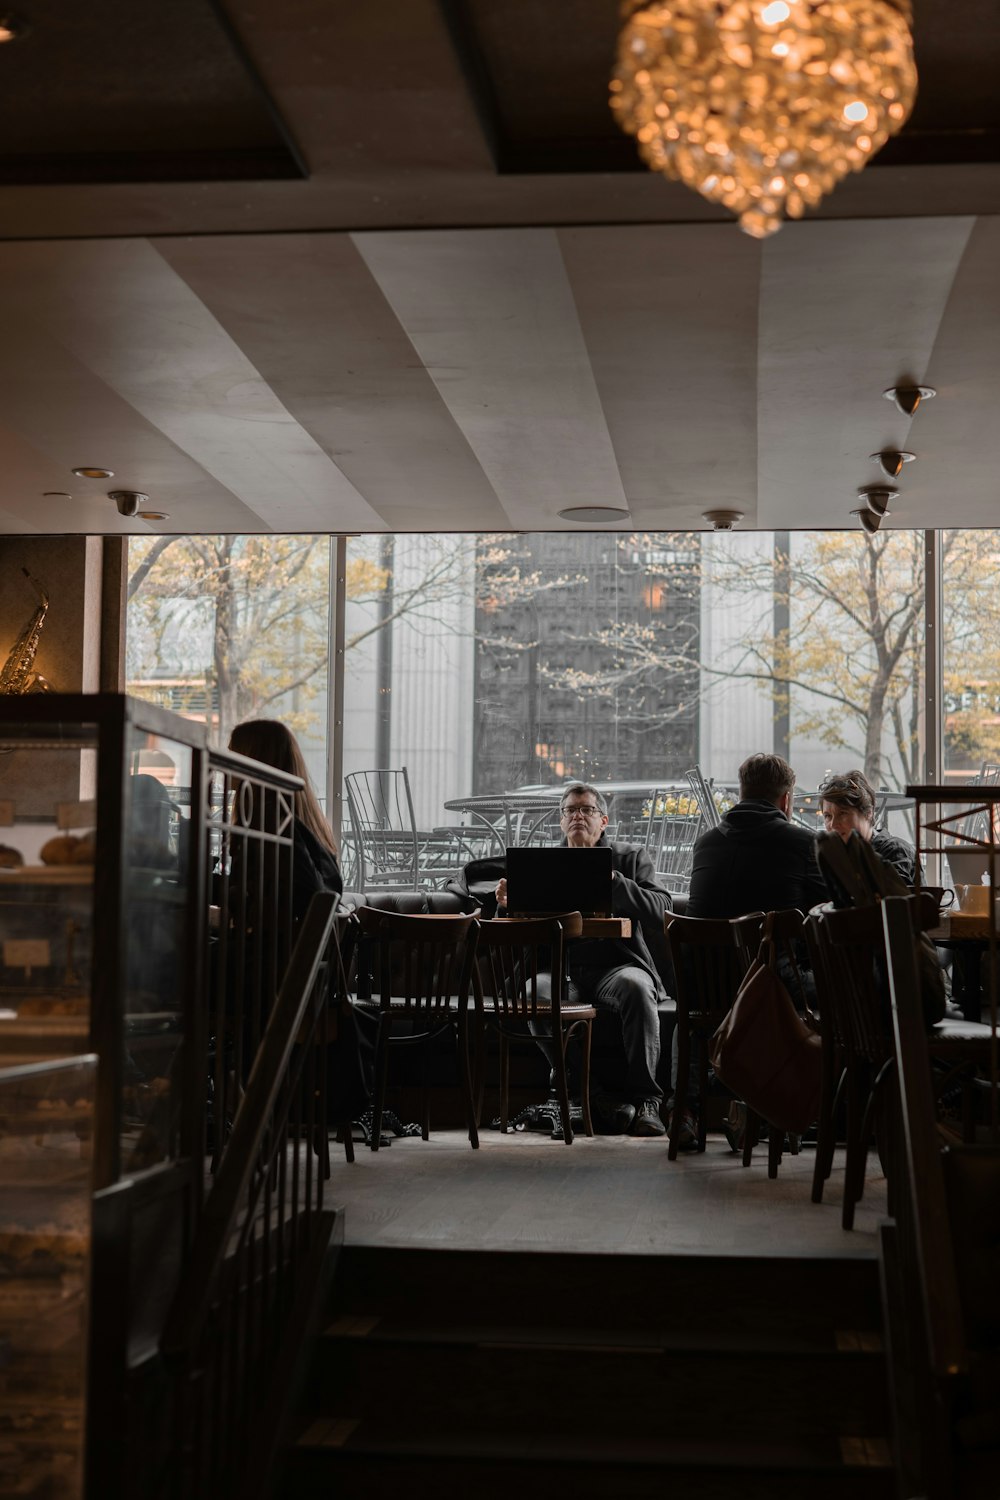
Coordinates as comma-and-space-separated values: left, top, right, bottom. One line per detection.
495, 783, 673, 1137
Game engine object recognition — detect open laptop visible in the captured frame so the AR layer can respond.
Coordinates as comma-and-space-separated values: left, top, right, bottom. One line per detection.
504, 846, 614, 917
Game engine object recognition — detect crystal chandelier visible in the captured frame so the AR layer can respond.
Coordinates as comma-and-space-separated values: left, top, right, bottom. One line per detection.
610, 1, 918, 238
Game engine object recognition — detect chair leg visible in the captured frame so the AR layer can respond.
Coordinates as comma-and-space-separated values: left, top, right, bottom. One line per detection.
419, 1038, 431, 1141
553, 1030, 574, 1145
669, 1024, 690, 1160
371, 1018, 391, 1152
697, 1032, 709, 1153
579, 1021, 594, 1138
767, 1124, 782, 1180
457, 1012, 479, 1150
813, 1060, 844, 1204
842, 1060, 865, 1230
499, 1035, 510, 1134
336, 1121, 355, 1164
742, 1106, 757, 1168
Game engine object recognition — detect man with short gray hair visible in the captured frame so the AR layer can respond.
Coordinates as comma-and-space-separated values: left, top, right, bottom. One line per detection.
495, 782, 673, 1136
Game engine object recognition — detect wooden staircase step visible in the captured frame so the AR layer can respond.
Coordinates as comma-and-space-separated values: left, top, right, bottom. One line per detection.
315, 1332, 887, 1439
333, 1245, 882, 1336
283, 1425, 896, 1500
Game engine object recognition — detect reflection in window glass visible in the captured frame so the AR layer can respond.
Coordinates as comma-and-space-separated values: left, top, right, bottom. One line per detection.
342, 529, 925, 839
943, 530, 1000, 780
126, 534, 331, 797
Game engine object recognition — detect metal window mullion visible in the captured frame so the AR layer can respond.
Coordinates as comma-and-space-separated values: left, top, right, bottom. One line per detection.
327, 535, 347, 850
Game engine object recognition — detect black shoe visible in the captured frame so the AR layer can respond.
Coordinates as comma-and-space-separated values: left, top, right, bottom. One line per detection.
630, 1099, 667, 1137
668, 1105, 699, 1151
591, 1089, 636, 1135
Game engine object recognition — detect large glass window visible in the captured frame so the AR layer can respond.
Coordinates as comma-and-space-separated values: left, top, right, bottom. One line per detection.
341, 527, 924, 819
942, 530, 1000, 780
128, 528, 927, 866
126, 534, 331, 797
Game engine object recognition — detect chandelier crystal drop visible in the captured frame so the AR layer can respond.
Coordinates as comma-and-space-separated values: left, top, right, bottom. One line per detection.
610, 0, 918, 238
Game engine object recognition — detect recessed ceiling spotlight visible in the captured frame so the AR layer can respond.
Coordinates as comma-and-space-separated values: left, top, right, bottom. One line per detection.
883, 385, 936, 417
0, 15, 24, 43
138, 511, 170, 522
702, 509, 745, 531
72, 466, 115, 479
870, 450, 915, 479
557, 505, 631, 524
43, 491, 72, 499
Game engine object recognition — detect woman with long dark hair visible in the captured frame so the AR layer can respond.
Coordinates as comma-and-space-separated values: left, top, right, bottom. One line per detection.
229, 718, 343, 920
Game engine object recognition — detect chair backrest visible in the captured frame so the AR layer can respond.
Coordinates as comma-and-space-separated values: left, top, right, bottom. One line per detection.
647, 800, 702, 893
664, 912, 746, 1030
685, 765, 722, 830
477, 912, 583, 1022
804, 903, 888, 1059
344, 768, 419, 887
355, 907, 479, 1014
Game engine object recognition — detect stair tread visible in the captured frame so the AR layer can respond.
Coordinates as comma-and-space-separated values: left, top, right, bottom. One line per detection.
293, 1418, 893, 1471
322, 1315, 883, 1357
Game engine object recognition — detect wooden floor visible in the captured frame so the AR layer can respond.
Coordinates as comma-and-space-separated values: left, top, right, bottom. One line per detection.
324, 1129, 886, 1258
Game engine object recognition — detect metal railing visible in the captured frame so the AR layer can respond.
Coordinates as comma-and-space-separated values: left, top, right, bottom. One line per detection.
161, 892, 343, 1500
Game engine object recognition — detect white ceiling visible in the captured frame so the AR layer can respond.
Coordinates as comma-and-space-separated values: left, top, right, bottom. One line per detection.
1, 2, 999, 537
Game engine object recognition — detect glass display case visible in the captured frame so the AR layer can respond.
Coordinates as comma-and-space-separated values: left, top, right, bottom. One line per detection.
0, 1054, 97, 1500
0, 696, 208, 1186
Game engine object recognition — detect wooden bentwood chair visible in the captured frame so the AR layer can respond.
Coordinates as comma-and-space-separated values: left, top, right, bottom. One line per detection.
664, 912, 748, 1159
805, 900, 992, 1229
476, 912, 596, 1145
354, 907, 481, 1150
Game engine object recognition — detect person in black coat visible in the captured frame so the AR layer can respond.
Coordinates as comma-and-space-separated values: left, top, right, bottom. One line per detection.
686, 753, 828, 919
495, 784, 673, 1138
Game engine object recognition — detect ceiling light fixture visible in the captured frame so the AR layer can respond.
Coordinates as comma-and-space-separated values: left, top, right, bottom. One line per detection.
0, 14, 23, 43
610, 1, 917, 238
109, 489, 150, 518
870, 450, 915, 478
557, 505, 632, 524
702, 509, 745, 531
883, 385, 936, 417
853, 485, 896, 533
72, 466, 115, 479
138, 511, 170, 522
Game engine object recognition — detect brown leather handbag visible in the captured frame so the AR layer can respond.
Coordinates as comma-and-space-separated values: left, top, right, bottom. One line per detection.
709, 919, 822, 1133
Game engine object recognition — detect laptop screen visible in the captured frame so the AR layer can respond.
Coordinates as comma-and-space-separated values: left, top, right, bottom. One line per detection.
504, 845, 614, 917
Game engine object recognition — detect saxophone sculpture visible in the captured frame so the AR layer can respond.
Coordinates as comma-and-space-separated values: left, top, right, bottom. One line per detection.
0, 568, 52, 694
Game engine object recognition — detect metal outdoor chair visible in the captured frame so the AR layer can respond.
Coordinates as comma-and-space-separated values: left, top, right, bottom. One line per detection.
476, 912, 595, 1144
646, 797, 702, 894
345, 766, 470, 888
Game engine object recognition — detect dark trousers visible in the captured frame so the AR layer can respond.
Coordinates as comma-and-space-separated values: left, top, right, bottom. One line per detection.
577, 965, 662, 1104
